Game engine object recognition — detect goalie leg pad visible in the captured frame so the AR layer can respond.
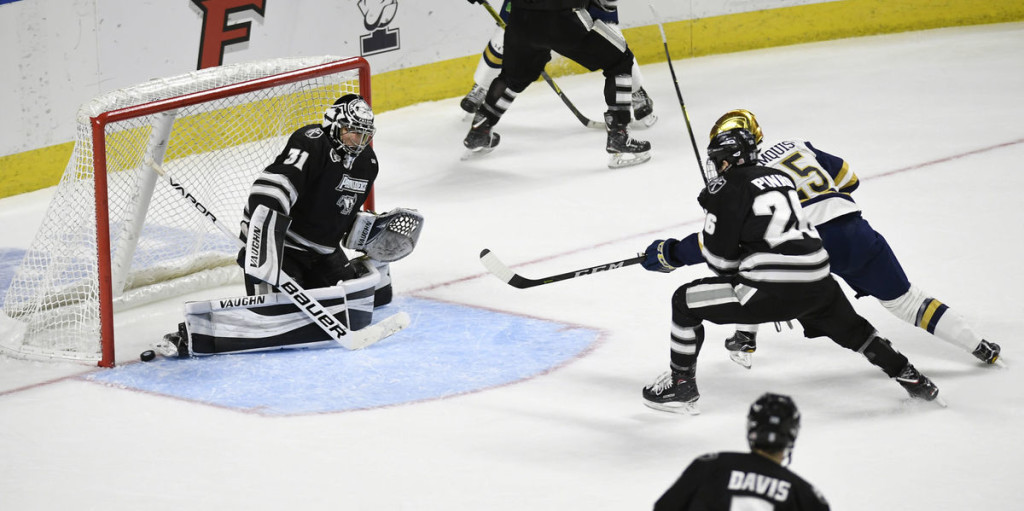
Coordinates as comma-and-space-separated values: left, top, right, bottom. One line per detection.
183, 274, 377, 355
244, 204, 291, 287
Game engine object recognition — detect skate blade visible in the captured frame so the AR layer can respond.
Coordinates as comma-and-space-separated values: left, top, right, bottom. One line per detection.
607, 151, 651, 169
460, 146, 496, 161
729, 350, 753, 369
630, 114, 658, 130
903, 395, 948, 409
643, 400, 700, 415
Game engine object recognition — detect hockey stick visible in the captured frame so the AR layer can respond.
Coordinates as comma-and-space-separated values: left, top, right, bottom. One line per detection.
148, 157, 409, 350
479, 248, 643, 289
650, 5, 706, 184
472, 0, 605, 129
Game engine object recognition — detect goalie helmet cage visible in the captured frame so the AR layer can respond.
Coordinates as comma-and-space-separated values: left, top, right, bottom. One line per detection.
0, 56, 371, 367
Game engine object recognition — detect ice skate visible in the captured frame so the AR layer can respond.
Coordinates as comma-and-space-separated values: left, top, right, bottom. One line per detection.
642, 370, 699, 415
605, 111, 650, 168
460, 83, 487, 116
725, 331, 756, 369
605, 122, 651, 169
630, 87, 657, 129
895, 364, 943, 405
149, 322, 190, 359
461, 114, 500, 160
972, 340, 1004, 366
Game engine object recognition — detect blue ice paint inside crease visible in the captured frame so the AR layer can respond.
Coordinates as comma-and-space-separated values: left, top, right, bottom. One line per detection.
85, 296, 600, 415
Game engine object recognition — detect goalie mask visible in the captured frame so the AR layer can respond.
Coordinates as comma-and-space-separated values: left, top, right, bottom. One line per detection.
710, 109, 763, 145
706, 128, 759, 176
323, 94, 376, 157
747, 393, 801, 454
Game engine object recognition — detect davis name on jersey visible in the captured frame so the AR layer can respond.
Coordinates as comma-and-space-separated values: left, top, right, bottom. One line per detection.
727, 470, 791, 502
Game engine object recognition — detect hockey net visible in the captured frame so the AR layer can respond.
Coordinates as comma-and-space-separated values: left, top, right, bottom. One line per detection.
0, 56, 370, 367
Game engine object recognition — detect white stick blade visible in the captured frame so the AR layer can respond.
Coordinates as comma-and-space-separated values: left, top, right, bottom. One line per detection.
479, 249, 516, 284
345, 311, 411, 350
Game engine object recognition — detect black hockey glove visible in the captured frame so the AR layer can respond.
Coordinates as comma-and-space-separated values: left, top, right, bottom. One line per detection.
642, 233, 704, 273
591, 0, 618, 12
466, 0, 483, 4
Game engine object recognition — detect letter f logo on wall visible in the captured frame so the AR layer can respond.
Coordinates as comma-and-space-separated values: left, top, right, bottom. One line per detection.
358, 0, 400, 56
192, 0, 267, 70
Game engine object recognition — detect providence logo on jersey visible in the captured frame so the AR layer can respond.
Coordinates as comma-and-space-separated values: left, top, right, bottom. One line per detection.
338, 174, 369, 193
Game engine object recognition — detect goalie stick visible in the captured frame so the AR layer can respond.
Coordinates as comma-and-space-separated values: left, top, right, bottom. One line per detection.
148, 156, 410, 350
472, 0, 605, 130
479, 248, 643, 289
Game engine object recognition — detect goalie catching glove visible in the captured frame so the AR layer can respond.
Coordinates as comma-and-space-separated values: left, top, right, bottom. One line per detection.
344, 207, 424, 262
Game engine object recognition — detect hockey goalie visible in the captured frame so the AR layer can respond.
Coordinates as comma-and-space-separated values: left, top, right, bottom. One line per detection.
149, 94, 423, 359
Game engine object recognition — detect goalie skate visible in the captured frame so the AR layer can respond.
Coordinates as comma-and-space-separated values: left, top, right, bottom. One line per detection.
147, 322, 190, 359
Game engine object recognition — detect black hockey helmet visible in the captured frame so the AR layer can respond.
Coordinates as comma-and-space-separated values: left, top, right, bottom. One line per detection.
706, 128, 758, 174
747, 392, 801, 453
322, 94, 375, 157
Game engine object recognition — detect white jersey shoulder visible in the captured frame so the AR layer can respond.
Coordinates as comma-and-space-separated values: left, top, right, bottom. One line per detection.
758, 138, 860, 226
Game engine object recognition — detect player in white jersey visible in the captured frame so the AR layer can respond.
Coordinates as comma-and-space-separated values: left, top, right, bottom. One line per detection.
707, 109, 1001, 368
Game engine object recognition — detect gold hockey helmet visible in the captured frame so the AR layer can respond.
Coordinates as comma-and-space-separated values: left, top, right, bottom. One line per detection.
710, 109, 763, 145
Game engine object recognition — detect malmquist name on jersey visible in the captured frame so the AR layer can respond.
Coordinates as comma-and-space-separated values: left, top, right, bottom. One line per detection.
243, 124, 379, 255
698, 164, 830, 291
757, 139, 861, 227
654, 451, 831, 510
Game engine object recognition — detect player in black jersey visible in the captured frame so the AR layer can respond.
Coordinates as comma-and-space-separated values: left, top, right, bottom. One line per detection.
706, 109, 1001, 367
639, 128, 940, 414
151, 95, 422, 358
459, 0, 656, 128
239, 93, 383, 298
462, 0, 651, 168
655, 393, 830, 510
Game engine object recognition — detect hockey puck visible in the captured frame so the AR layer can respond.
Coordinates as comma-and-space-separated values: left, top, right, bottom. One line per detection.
140, 350, 156, 362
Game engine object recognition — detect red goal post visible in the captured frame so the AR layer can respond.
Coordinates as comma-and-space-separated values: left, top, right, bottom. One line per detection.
0, 56, 371, 367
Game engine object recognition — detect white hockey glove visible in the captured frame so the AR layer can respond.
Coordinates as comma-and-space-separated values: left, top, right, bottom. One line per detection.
244, 204, 291, 286
344, 207, 424, 262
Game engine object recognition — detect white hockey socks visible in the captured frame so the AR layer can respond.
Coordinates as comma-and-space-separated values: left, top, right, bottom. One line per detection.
880, 285, 981, 352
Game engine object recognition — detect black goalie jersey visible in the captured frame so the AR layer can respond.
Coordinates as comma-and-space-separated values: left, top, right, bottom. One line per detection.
699, 165, 830, 292
243, 124, 379, 255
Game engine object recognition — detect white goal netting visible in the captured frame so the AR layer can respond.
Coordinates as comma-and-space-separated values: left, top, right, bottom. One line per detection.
0, 56, 367, 366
